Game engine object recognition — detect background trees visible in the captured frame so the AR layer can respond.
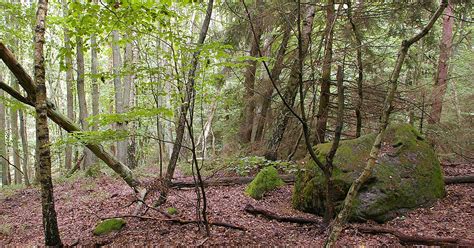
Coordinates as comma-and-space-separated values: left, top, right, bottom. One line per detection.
0, 0, 472, 245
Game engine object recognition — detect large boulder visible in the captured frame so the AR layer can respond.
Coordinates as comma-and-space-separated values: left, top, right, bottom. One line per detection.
292, 124, 445, 223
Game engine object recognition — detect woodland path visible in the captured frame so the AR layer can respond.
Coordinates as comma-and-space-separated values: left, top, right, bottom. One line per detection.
0, 164, 472, 246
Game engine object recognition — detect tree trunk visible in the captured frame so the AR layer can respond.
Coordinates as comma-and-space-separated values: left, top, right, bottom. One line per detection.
19, 111, 30, 186
347, 0, 364, 137
63, 0, 74, 171
254, 25, 291, 142
239, 0, 263, 144
34, 0, 62, 245
264, 5, 316, 160
123, 41, 134, 167
324, 2, 447, 246
429, 0, 453, 124
315, 0, 336, 144
112, 30, 127, 164
76, 36, 93, 169
10, 79, 22, 184
90, 1, 99, 164
158, 0, 214, 205
0, 73, 8, 186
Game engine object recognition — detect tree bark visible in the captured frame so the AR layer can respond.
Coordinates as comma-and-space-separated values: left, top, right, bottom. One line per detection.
254, 25, 291, 142
429, 0, 453, 124
0, 73, 8, 186
324, 2, 447, 246
112, 30, 127, 164
347, 0, 364, 137
239, 0, 263, 144
90, 0, 99, 164
315, 0, 336, 144
33, 0, 62, 245
76, 36, 93, 169
264, 5, 316, 160
10, 79, 22, 184
19, 111, 30, 186
62, 0, 74, 171
0, 42, 142, 191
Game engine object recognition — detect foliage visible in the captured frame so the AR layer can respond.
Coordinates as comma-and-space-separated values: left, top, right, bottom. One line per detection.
93, 218, 126, 236
245, 166, 285, 200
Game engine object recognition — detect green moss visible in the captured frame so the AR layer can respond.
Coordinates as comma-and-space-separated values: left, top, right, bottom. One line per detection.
167, 207, 178, 215
293, 124, 445, 222
245, 166, 285, 199
93, 218, 126, 236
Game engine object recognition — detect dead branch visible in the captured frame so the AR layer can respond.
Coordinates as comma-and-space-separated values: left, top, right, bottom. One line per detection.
102, 215, 246, 231
244, 204, 320, 225
358, 226, 474, 246
444, 175, 474, 184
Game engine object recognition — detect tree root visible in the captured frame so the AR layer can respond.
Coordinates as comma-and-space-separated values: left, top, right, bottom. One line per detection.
358, 226, 474, 246
244, 204, 320, 225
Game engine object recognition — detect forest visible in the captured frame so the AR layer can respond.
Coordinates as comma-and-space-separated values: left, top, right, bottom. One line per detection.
0, 0, 473, 246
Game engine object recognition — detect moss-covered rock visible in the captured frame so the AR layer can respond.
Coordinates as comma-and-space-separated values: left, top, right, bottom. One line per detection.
293, 124, 445, 223
93, 218, 126, 236
167, 207, 178, 215
245, 166, 285, 199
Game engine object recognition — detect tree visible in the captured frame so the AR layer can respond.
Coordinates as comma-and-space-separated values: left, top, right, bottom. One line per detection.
239, 0, 263, 144
62, 0, 74, 171
429, 0, 454, 124
264, 4, 316, 160
315, 0, 337, 144
76, 34, 93, 169
33, 0, 62, 245
0, 72, 9, 186
158, 0, 214, 206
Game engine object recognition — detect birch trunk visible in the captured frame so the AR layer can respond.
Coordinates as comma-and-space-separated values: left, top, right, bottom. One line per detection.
34, 0, 62, 245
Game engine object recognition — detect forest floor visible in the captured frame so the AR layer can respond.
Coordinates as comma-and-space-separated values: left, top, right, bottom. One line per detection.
0, 163, 472, 246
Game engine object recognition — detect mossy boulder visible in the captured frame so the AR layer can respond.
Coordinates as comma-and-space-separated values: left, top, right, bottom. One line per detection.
167, 207, 178, 215
245, 166, 285, 199
93, 218, 126, 236
293, 124, 445, 223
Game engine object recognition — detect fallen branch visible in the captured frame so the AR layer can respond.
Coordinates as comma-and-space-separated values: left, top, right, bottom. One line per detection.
444, 175, 474, 184
358, 226, 474, 246
171, 175, 295, 188
103, 215, 246, 231
244, 204, 320, 225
